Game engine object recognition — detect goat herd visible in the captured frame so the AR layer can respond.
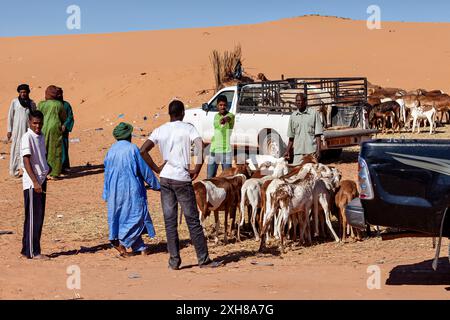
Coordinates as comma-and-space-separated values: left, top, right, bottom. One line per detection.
367, 83, 450, 134
193, 155, 359, 253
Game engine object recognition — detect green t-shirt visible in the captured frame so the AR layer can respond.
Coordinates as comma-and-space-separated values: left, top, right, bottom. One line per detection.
210, 112, 235, 153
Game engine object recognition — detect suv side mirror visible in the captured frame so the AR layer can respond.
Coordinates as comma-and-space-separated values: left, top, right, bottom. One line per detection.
202, 103, 209, 112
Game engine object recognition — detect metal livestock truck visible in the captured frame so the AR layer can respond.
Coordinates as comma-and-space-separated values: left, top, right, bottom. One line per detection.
184, 77, 377, 159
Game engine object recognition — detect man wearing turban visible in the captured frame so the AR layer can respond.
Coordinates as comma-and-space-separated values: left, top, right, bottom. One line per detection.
103, 122, 161, 256
6, 84, 36, 178
38, 86, 67, 179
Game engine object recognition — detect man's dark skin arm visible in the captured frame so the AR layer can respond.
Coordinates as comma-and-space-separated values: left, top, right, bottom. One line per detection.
23, 155, 42, 193
283, 138, 294, 160
315, 136, 322, 160
140, 140, 166, 174
189, 137, 204, 181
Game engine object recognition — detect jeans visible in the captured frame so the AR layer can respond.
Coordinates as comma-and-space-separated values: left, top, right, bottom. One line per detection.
160, 178, 210, 269
207, 152, 232, 179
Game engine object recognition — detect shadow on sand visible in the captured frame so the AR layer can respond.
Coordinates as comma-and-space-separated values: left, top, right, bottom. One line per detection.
48, 240, 191, 259
62, 164, 105, 180
178, 249, 261, 270
386, 258, 450, 286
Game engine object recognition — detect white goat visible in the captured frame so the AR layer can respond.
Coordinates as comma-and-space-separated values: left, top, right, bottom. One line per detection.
311, 167, 342, 242
411, 106, 436, 134
238, 159, 289, 241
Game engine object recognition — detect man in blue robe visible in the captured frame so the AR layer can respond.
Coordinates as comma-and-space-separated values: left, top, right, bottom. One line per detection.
103, 122, 161, 256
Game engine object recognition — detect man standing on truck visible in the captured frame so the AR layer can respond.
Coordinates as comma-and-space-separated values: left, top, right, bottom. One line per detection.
283, 93, 323, 164
207, 95, 235, 178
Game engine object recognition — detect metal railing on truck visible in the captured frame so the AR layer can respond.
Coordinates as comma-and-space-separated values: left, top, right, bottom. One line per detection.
236, 77, 368, 115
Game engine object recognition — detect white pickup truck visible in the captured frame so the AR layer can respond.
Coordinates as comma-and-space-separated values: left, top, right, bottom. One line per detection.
184, 77, 377, 158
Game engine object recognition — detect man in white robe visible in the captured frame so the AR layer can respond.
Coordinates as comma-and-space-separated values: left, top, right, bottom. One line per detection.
7, 84, 36, 178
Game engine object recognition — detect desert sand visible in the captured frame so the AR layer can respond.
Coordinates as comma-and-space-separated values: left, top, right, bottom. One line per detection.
0, 16, 449, 300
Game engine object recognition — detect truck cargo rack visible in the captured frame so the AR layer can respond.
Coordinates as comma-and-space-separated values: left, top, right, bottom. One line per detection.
236, 77, 368, 129
237, 77, 368, 114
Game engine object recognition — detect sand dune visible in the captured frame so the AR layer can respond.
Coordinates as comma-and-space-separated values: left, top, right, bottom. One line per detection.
1, 15, 450, 131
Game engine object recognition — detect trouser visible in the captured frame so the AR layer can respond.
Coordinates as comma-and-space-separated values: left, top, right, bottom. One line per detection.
207, 152, 232, 179
21, 181, 47, 259
160, 178, 210, 268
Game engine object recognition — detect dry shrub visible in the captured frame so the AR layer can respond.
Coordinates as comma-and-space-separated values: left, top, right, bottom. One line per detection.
210, 44, 242, 91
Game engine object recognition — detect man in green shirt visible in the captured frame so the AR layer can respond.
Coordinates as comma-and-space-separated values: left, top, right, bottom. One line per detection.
283, 93, 323, 164
207, 95, 235, 178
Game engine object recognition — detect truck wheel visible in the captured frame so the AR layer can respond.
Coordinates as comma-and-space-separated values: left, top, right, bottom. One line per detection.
260, 132, 285, 158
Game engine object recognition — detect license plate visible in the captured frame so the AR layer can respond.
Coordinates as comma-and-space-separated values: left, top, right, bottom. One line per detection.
327, 137, 353, 147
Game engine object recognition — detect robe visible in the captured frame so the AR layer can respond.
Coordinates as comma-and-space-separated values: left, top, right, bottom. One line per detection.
102, 140, 160, 249
7, 98, 36, 177
38, 100, 66, 177
62, 101, 75, 170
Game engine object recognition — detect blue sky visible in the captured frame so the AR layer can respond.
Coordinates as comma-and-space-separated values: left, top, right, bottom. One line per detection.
1, 0, 449, 37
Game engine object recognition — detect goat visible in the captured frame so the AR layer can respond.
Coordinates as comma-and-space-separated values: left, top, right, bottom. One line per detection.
193, 177, 239, 244
419, 94, 450, 126
258, 155, 317, 240
259, 162, 333, 250
219, 164, 252, 179
311, 167, 342, 242
410, 105, 436, 134
261, 172, 317, 252
239, 159, 290, 241
369, 101, 401, 133
334, 180, 359, 241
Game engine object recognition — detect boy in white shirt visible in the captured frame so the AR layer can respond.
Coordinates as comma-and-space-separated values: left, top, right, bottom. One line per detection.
21, 110, 51, 260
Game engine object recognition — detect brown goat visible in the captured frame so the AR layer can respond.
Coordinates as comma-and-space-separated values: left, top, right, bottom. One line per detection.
334, 180, 360, 241
219, 164, 252, 179
193, 177, 239, 244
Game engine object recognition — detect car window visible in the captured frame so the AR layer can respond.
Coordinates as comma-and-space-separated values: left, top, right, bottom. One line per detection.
208, 91, 235, 112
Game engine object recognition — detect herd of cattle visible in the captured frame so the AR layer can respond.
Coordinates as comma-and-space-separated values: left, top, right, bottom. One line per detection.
366, 83, 450, 134
192, 155, 360, 253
